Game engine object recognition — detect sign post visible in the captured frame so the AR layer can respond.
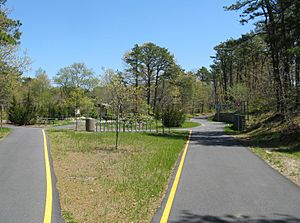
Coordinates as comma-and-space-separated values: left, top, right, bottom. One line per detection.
75, 108, 80, 131
215, 104, 221, 122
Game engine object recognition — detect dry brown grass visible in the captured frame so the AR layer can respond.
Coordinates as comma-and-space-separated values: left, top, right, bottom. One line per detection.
48, 130, 188, 222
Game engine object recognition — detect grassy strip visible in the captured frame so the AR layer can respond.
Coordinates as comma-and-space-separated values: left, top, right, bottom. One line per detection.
49, 120, 74, 127
251, 147, 300, 186
48, 130, 188, 222
179, 121, 200, 128
224, 124, 236, 134
41, 120, 74, 127
0, 127, 11, 139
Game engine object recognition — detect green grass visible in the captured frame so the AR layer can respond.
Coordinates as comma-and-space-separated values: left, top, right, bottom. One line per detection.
185, 114, 194, 119
252, 147, 300, 160
46, 120, 74, 127
62, 211, 78, 223
179, 121, 200, 128
0, 127, 11, 139
224, 124, 236, 134
48, 129, 189, 222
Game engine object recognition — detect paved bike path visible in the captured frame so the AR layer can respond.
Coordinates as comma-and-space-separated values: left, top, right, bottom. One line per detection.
153, 118, 300, 222
0, 126, 63, 223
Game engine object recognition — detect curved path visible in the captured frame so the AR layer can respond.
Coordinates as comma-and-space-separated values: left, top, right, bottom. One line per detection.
153, 117, 300, 223
0, 126, 63, 223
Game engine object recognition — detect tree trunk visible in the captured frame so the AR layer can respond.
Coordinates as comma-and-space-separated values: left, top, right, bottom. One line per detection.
153, 70, 160, 115
264, 0, 284, 113
146, 64, 151, 114
296, 55, 300, 110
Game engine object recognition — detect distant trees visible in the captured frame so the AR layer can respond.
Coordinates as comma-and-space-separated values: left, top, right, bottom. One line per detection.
211, 34, 271, 111
54, 62, 98, 116
6, 40, 213, 125
212, 0, 300, 116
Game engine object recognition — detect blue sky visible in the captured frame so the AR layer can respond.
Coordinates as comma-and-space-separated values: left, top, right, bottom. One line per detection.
7, 0, 254, 78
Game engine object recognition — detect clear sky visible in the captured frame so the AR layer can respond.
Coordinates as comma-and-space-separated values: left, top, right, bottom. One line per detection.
7, 0, 254, 78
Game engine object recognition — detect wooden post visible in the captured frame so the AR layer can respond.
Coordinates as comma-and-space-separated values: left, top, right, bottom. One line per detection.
115, 105, 120, 149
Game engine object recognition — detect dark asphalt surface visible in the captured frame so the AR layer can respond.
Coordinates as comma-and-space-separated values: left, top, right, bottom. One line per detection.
153, 118, 300, 223
0, 126, 63, 223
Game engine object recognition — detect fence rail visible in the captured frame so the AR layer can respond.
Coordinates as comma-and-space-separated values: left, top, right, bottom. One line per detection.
95, 120, 156, 132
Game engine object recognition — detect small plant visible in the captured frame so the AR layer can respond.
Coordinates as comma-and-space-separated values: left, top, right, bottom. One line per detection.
162, 105, 185, 128
62, 211, 78, 223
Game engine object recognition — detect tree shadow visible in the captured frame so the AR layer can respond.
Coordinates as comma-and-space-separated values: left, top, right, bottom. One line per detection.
241, 130, 300, 150
171, 211, 300, 223
190, 131, 242, 147
145, 131, 189, 141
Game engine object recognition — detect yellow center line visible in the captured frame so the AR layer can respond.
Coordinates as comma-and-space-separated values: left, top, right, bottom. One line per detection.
42, 129, 52, 223
160, 130, 192, 223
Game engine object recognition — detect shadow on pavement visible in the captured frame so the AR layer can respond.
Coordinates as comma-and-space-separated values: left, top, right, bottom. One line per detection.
171, 210, 300, 223
190, 131, 242, 147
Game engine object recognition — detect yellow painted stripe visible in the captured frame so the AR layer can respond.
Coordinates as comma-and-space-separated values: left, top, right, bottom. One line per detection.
42, 129, 52, 223
160, 130, 192, 223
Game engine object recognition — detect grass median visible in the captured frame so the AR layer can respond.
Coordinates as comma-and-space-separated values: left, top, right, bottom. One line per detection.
0, 127, 11, 139
48, 129, 189, 223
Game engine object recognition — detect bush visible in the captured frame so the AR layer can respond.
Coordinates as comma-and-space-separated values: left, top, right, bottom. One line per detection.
162, 105, 185, 128
89, 107, 99, 119
8, 93, 37, 125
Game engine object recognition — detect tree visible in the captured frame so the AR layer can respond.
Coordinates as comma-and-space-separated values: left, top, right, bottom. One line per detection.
54, 62, 98, 96
8, 92, 37, 125
0, 45, 30, 107
196, 66, 211, 84
225, 0, 300, 114
30, 68, 51, 116
124, 42, 176, 114
105, 69, 130, 149
54, 63, 98, 116
0, 0, 22, 45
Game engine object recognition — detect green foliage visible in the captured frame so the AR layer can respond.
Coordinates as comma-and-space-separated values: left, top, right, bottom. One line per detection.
8, 93, 37, 125
162, 105, 185, 128
0, 127, 10, 139
62, 211, 78, 223
54, 62, 98, 92
89, 107, 99, 119
180, 121, 200, 128
224, 124, 236, 134
228, 84, 248, 102
0, 1, 22, 45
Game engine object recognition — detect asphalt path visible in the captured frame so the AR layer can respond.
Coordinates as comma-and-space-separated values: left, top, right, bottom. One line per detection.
153, 117, 300, 223
0, 126, 63, 223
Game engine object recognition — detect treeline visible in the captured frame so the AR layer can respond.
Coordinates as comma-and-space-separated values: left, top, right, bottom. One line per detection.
0, 0, 213, 125
211, 0, 300, 117
6, 46, 212, 125
4, 49, 212, 125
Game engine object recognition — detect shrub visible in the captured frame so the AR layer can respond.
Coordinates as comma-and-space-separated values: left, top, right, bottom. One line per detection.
8, 93, 37, 125
162, 105, 185, 128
